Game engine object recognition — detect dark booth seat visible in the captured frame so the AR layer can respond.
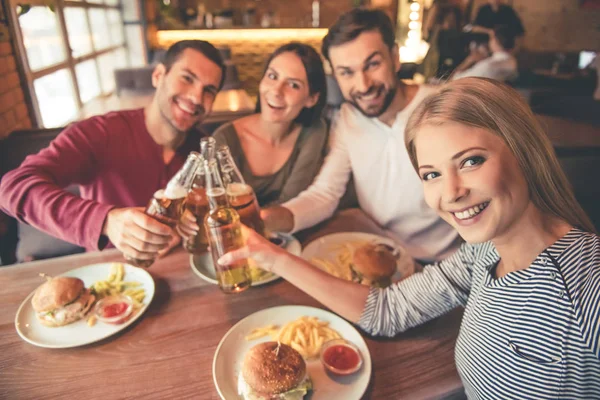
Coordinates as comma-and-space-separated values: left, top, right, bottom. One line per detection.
0, 128, 85, 265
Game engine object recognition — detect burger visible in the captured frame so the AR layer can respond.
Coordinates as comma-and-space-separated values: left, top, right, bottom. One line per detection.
350, 242, 398, 288
238, 342, 312, 400
31, 276, 96, 327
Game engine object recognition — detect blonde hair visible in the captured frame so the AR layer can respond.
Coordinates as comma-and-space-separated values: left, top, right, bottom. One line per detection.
405, 78, 596, 234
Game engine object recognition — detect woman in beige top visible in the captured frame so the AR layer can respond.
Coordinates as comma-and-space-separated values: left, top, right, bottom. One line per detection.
213, 42, 328, 206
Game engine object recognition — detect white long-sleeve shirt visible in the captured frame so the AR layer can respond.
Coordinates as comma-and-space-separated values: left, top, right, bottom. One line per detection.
283, 85, 460, 262
452, 51, 518, 82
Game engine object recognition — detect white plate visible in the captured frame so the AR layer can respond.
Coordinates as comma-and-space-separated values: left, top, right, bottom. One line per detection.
213, 305, 371, 400
301, 232, 415, 282
190, 232, 301, 286
15, 262, 155, 349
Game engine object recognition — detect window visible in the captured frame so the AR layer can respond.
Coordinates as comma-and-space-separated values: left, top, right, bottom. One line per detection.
34, 70, 78, 128
11, 1, 147, 128
19, 6, 66, 71
64, 8, 93, 58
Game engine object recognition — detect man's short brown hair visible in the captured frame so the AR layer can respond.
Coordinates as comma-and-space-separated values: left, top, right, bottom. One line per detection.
321, 8, 396, 62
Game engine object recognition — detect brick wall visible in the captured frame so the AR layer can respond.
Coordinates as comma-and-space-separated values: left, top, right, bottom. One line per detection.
0, 20, 31, 138
514, 0, 600, 52
470, 0, 600, 52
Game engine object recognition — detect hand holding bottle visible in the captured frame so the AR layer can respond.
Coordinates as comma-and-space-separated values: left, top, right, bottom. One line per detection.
102, 207, 175, 262
217, 225, 289, 274
120, 152, 202, 267
177, 209, 200, 242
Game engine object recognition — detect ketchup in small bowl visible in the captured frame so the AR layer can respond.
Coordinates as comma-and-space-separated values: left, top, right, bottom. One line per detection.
320, 339, 363, 375
94, 295, 134, 325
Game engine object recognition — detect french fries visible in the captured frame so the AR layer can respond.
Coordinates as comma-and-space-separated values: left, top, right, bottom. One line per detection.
245, 324, 279, 341
90, 263, 145, 308
310, 240, 369, 280
87, 315, 97, 327
245, 316, 342, 360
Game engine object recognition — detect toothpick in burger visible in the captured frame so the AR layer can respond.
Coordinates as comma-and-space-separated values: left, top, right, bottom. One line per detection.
238, 341, 312, 400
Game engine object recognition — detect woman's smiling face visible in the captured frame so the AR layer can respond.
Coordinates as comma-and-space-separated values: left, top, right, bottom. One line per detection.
414, 122, 531, 243
258, 51, 318, 123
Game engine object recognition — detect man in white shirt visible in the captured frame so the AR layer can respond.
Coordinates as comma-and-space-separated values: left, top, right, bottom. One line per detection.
588, 54, 600, 101
263, 9, 460, 262
451, 25, 517, 82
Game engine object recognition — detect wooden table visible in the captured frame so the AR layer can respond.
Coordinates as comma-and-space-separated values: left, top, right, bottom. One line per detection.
0, 212, 464, 400
536, 114, 600, 150
533, 69, 580, 81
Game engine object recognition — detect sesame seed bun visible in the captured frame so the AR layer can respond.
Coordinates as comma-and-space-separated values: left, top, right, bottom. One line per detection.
241, 342, 306, 396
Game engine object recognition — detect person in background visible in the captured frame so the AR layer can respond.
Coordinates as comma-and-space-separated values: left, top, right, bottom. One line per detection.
262, 8, 461, 264
588, 53, 600, 101
219, 78, 600, 399
470, 0, 524, 45
451, 25, 517, 82
212, 42, 327, 207
421, 0, 463, 79
0, 40, 225, 264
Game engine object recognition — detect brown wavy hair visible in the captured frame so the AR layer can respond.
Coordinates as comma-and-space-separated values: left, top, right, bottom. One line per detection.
405, 78, 596, 233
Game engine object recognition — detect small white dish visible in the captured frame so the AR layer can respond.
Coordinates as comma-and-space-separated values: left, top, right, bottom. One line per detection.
94, 294, 134, 325
320, 338, 363, 376
15, 262, 155, 349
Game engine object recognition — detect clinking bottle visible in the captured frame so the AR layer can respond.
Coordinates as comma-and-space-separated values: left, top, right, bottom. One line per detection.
124, 152, 202, 268
203, 158, 251, 293
183, 137, 215, 254
216, 145, 266, 237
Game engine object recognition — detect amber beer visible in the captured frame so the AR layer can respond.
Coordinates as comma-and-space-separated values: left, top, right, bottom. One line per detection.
227, 182, 266, 237
183, 186, 210, 254
183, 137, 215, 254
125, 186, 188, 268
123, 152, 201, 268
204, 159, 251, 293
216, 145, 266, 237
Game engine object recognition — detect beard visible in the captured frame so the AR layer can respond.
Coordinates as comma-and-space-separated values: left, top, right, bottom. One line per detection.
157, 85, 205, 135
349, 84, 397, 118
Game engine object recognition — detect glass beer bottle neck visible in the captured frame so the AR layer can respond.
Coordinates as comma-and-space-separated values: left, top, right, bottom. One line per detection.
207, 188, 230, 210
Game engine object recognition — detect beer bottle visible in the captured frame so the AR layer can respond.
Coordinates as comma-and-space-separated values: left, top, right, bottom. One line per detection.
182, 137, 215, 254
216, 145, 266, 237
200, 136, 216, 162
204, 158, 252, 293
125, 152, 202, 268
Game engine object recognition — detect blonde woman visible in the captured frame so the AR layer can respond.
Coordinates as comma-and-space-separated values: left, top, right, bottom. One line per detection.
219, 78, 600, 399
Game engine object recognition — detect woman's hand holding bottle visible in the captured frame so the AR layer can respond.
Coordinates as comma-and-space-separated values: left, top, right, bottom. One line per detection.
217, 225, 289, 274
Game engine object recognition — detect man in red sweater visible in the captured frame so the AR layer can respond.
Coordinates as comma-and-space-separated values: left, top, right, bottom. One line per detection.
0, 40, 225, 263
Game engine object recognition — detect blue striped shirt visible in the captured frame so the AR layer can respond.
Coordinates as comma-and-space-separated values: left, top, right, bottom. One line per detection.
358, 229, 600, 399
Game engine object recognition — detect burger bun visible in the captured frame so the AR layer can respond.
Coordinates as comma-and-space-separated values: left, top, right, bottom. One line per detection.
352, 243, 398, 282
242, 342, 306, 396
32, 277, 84, 312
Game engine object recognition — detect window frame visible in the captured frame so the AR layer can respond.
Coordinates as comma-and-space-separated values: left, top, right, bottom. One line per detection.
8, 0, 147, 128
